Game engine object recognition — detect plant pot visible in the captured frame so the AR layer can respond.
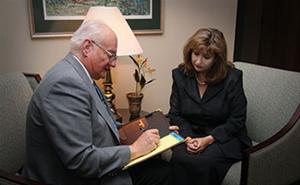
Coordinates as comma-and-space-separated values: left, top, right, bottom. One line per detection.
126, 92, 144, 120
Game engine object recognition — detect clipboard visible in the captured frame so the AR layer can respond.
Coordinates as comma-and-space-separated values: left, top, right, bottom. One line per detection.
122, 132, 184, 170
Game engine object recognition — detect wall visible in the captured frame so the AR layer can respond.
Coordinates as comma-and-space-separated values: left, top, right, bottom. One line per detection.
0, 0, 238, 113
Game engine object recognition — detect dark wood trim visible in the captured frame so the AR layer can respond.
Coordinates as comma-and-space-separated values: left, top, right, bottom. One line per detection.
240, 153, 249, 185
23, 73, 42, 83
240, 103, 300, 185
0, 169, 45, 185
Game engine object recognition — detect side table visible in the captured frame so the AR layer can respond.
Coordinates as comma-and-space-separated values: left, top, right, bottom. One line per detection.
117, 108, 149, 123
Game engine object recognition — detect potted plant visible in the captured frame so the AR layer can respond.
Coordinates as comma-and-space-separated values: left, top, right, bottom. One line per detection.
127, 55, 155, 119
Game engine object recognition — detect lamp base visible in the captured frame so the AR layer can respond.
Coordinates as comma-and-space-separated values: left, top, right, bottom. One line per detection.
103, 69, 122, 122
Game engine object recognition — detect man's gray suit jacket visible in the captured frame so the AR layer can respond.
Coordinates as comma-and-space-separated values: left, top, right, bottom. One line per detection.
22, 54, 133, 185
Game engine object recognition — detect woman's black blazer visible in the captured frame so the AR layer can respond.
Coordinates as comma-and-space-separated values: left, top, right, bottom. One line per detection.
168, 67, 252, 159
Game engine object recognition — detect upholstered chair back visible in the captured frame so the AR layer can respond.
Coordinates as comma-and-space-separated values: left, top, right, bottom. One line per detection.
221, 62, 300, 185
235, 62, 300, 143
0, 73, 33, 173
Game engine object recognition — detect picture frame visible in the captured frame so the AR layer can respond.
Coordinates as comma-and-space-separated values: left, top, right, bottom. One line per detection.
28, 0, 163, 38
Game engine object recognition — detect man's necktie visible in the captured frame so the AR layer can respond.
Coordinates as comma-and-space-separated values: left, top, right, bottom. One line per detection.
93, 81, 106, 102
93, 81, 116, 121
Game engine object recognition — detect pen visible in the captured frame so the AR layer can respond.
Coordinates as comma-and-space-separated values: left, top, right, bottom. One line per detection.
139, 127, 146, 132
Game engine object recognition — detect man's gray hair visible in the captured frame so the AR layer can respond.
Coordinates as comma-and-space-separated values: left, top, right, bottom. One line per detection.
70, 20, 109, 51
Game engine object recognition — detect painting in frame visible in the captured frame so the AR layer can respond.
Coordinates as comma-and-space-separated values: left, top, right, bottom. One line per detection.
28, 0, 163, 38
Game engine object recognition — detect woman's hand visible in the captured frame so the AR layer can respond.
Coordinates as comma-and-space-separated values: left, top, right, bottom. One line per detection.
169, 125, 179, 134
185, 135, 215, 154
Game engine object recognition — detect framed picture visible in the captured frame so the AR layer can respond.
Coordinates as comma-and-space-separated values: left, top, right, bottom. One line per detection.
28, 0, 163, 38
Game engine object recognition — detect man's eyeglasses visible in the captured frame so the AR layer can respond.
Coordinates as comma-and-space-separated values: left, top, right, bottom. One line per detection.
91, 40, 117, 62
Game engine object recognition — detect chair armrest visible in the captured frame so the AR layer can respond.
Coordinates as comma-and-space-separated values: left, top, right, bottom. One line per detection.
0, 169, 45, 185
241, 104, 300, 185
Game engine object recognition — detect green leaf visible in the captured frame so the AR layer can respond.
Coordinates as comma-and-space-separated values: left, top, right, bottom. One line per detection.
130, 56, 139, 68
146, 79, 155, 85
140, 75, 146, 89
134, 69, 140, 82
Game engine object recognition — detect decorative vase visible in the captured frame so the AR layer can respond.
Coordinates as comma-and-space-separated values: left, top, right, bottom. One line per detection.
126, 92, 144, 120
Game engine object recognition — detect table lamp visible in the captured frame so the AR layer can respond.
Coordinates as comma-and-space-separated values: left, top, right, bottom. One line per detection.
84, 6, 143, 122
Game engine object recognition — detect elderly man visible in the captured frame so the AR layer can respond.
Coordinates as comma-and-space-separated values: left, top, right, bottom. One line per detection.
22, 20, 170, 185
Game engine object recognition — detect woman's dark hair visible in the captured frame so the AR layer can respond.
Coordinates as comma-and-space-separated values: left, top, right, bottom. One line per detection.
180, 28, 233, 83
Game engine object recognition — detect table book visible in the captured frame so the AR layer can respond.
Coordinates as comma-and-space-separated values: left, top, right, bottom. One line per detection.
118, 110, 171, 145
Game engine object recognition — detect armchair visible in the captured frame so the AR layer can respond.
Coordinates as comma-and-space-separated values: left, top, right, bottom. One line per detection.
0, 72, 44, 185
222, 62, 300, 185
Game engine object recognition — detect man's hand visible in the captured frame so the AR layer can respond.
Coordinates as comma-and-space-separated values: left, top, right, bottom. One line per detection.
129, 129, 160, 160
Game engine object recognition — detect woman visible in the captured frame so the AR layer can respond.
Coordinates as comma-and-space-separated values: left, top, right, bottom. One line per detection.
169, 28, 252, 185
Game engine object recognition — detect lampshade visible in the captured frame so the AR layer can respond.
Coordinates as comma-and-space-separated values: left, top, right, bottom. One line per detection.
84, 6, 143, 56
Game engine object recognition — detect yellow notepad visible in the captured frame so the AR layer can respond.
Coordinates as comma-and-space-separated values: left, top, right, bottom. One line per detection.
123, 132, 184, 170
